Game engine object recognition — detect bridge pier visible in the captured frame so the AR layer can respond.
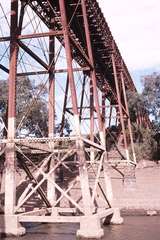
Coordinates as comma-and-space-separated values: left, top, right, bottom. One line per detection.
103, 161, 123, 225
110, 208, 124, 225
3, 0, 23, 236
77, 215, 104, 239
4, 215, 25, 236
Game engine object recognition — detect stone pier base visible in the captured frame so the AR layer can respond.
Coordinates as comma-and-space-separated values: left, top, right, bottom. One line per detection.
77, 215, 104, 239
0, 215, 25, 236
111, 208, 124, 224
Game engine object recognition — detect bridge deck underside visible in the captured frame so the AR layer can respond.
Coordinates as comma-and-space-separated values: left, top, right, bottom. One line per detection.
26, 0, 136, 103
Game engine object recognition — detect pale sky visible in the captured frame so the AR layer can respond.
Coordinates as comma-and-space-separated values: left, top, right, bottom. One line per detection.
98, 0, 160, 72
1, 0, 160, 87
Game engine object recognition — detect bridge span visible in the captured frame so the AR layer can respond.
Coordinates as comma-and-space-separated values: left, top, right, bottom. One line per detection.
0, 0, 150, 238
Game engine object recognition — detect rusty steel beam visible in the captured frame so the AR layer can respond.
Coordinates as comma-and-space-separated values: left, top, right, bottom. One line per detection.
5, 0, 19, 218
79, 75, 86, 121
18, 157, 51, 208
102, 92, 106, 129
111, 47, 129, 161
18, 30, 63, 40
60, 75, 69, 136
69, 34, 92, 69
0, 31, 63, 41
21, 0, 137, 104
58, 0, 79, 116
59, 0, 94, 217
16, 67, 90, 76
108, 105, 113, 128
48, 23, 55, 138
0, 64, 9, 73
18, 1, 25, 34
0, 36, 10, 42
81, 0, 104, 138
18, 40, 49, 70
120, 70, 136, 163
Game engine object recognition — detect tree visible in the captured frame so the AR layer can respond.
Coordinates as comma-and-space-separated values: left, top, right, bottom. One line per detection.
142, 72, 160, 131
0, 76, 72, 138
0, 76, 48, 137
127, 90, 147, 123
126, 72, 160, 161
131, 124, 157, 162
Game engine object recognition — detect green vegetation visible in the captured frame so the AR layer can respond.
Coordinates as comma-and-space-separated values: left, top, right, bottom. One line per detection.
132, 125, 158, 162
0, 76, 48, 137
142, 73, 160, 131
128, 72, 160, 162
0, 76, 71, 138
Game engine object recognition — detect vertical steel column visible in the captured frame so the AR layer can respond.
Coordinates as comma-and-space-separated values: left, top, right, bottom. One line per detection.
80, 2, 114, 222
18, 1, 26, 33
81, 0, 105, 146
120, 71, 136, 163
47, 22, 56, 206
102, 93, 106, 130
90, 79, 95, 162
111, 49, 129, 161
48, 26, 55, 138
5, 0, 18, 215
58, 0, 78, 117
60, 75, 69, 136
59, 0, 92, 216
115, 107, 119, 127
108, 105, 113, 128
4, 1, 25, 236
79, 75, 86, 121
90, 80, 94, 140
101, 96, 114, 211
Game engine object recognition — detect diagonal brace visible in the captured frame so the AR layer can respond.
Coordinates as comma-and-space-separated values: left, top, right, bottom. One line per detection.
18, 40, 50, 71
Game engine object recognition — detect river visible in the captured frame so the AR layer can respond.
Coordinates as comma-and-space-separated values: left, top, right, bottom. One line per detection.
2, 216, 160, 240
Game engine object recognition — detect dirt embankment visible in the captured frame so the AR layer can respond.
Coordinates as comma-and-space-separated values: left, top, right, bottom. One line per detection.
0, 160, 160, 214
111, 161, 160, 214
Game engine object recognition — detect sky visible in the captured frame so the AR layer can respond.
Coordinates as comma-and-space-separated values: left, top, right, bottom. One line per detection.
98, 0, 160, 90
1, 0, 160, 91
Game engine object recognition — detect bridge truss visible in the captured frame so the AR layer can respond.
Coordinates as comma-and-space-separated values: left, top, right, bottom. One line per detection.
0, 0, 149, 238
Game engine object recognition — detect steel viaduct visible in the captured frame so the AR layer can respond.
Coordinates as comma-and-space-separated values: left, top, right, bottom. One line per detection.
0, 0, 150, 238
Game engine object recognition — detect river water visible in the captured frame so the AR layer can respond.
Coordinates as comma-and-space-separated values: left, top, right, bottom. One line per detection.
2, 216, 160, 240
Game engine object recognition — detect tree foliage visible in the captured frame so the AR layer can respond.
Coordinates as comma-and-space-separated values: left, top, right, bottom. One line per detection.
142, 73, 160, 130
127, 90, 147, 123
0, 77, 48, 137
0, 76, 72, 138
132, 125, 157, 161
127, 72, 160, 161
